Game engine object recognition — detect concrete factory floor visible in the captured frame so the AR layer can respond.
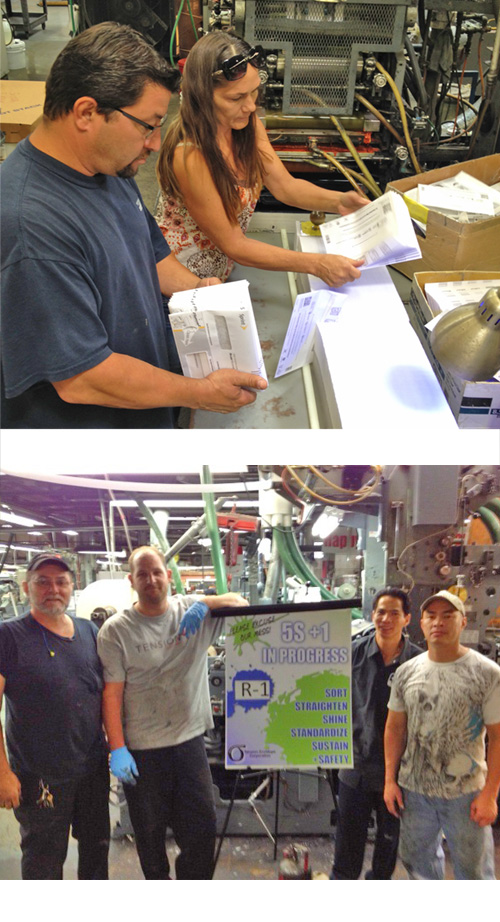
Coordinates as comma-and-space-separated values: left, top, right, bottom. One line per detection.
1, 775, 499, 879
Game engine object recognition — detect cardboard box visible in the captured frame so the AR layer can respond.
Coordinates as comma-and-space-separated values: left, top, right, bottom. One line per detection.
387, 155, 500, 279
407, 270, 500, 428
0, 80, 45, 142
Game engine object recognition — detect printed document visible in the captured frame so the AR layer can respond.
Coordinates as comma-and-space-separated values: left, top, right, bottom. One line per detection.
169, 279, 267, 381
275, 289, 346, 377
405, 171, 500, 222
417, 172, 500, 216
320, 190, 421, 267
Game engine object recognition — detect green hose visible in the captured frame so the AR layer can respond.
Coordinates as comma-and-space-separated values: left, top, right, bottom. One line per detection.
273, 527, 301, 580
133, 497, 184, 594
169, 0, 199, 67
185, 0, 199, 41
274, 527, 336, 602
478, 505, 500, 543
284, 528, 336, 601
201, 466, 228, 594
169, 0, 186, 66
484, 497, 500, 520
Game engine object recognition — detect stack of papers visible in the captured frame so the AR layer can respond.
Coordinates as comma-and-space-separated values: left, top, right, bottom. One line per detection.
168, 279, 267, 380
405, 171, 500, 223
320, 191, 421, 268
424, 278, 500, 332
275, 289, 346, 377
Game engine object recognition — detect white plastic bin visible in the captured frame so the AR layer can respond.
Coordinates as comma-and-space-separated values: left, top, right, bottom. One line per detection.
6, 39, 26, 70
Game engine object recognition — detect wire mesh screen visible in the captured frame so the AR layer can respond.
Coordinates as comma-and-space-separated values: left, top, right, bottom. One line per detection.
247, 1, 407, 114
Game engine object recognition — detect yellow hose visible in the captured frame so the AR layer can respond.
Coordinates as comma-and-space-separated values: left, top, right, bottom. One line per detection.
330, 113, 383, 197
317, 149, 367, 196
374, 60, 423, 175
355, 92, 406, 147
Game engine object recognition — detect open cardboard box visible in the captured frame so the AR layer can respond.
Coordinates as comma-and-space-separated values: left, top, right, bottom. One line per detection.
0, 80, 46, 142
407, 270, 500, 428
387, 155, 500, 279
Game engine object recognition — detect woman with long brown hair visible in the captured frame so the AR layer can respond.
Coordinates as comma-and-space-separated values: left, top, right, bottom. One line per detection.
156, 31, 369, 285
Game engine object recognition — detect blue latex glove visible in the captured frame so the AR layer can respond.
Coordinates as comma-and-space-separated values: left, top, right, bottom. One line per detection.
110, 746, 139, 785
178, 600, 209, 637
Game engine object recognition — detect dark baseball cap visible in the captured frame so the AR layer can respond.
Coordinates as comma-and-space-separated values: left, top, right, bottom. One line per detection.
27, 552, 73, 574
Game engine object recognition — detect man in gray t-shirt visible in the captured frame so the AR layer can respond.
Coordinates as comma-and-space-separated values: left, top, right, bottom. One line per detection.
97, 545, 248, 879
384, 590, 500, 880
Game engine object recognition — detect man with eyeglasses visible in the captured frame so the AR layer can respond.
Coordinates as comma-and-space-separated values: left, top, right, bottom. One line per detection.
330, 588, 420, 880
0, 21, 267, 429
384, 590, 500, 879
0, 553, 109, 879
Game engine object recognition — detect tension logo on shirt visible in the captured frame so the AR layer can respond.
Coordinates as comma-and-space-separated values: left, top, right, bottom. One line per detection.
135, 197, 143, 211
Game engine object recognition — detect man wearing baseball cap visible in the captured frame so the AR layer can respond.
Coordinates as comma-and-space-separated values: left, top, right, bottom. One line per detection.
383, 589, 500, 879
0, 552, 110, 878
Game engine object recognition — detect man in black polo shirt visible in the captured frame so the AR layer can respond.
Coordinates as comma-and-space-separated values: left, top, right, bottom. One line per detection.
0, 553, 109, 879
330, 588, 420, 880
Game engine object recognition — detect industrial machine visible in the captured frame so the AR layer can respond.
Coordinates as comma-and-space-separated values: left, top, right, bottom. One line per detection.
203, 1, 500, 198
254, 464, 500, 659
2, 464, 500, 839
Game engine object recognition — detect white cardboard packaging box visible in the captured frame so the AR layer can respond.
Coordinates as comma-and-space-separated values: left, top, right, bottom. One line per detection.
407, 271, 500, 428
168, 279, 267, 381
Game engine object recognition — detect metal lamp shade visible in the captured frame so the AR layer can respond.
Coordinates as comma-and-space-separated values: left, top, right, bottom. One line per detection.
430, 287, 500, 381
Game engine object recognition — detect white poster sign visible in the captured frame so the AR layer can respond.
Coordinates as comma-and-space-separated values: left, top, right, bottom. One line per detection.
224, 603, 353, 770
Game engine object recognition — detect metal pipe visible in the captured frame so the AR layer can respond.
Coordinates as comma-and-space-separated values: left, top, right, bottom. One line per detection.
263, 531, 283, 602
404, 34, 428, 109
279, 228, 320, 430
164, 497, 227, 561
133, 496, 184, 594
467, 0, 500, 156
201, 466, 228, 595
263, 114, 366, 131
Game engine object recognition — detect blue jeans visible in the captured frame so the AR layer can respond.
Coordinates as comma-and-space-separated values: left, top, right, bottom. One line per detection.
124, 736, 216, 880
14, 760, 110, 879
400, 788, 496, 880
331, 778, 400, 879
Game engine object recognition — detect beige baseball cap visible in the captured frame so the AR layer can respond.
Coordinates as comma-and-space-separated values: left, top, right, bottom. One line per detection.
420, 589, 465, 617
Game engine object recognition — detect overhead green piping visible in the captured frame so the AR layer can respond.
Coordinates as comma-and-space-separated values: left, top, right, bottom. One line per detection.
201, 466, 228, 594
133, 496, 184, 594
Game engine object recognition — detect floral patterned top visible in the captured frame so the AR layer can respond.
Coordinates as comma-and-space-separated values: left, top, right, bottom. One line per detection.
156, 154, 260, 281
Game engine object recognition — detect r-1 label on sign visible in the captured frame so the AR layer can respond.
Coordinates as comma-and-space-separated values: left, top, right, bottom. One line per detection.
234, 680, 272, 700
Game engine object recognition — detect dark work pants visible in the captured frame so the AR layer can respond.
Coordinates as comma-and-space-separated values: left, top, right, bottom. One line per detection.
14, 759, 110, 880
124, 735, 216, 880
331, 778, 400, 880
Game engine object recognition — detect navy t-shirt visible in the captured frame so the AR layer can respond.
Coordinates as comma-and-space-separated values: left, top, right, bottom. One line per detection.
0, 138, 177, 428
0, 614, 106, 782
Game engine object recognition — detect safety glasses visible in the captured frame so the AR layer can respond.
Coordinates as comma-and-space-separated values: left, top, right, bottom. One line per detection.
212, 48, 262, 81
98, 104, 168, 139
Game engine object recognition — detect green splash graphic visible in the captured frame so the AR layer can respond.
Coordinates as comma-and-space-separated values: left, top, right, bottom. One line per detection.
265, 670, 351, 765
227, 616, 271, 656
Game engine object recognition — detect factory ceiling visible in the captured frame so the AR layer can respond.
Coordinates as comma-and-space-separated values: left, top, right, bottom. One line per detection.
0, 467, 262, 567
0, 464, 384, 572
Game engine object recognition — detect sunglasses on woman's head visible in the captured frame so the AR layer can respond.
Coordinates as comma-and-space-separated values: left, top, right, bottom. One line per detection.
212, 48, 262, 81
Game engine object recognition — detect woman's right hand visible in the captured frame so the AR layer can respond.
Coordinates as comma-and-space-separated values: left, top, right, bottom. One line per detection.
313, 254, 364, 288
